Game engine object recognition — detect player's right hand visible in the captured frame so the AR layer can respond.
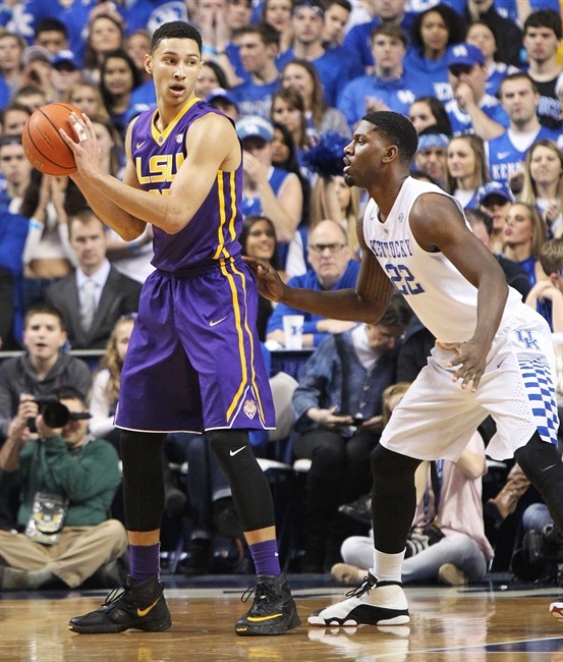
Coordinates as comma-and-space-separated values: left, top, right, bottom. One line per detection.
438, 339, 487, 391
242, 256, 286, 303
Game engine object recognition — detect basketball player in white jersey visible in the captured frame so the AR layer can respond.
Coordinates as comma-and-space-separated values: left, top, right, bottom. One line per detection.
245, 110, 563, 625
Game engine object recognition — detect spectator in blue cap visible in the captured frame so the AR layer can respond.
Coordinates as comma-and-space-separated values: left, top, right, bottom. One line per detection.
478, 180, 514, 253
50, 49, 82, 100
52, 49, 80, 71
236, 115, 304, 258
236, 114, 275, 142
445, 43, 509, 141
478, 180, 514, 206
207, 88, 240, 121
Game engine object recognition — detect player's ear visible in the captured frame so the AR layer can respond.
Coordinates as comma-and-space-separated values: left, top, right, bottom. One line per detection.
382, 145, 398, 163
144, 54, 153, 76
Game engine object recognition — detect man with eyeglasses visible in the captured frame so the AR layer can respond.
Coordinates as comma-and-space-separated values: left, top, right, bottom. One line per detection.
266, 219, 361, 348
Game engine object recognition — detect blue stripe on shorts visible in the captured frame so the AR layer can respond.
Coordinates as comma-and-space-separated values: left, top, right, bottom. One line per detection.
519, 357, 559, 445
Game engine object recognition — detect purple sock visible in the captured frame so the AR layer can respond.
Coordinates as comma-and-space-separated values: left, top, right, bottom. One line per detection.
129, 543, 161, 584
249, 539, 281, 577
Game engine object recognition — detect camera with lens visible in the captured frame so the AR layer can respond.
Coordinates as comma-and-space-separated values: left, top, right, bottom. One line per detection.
512, 523, 563, 585
27, 395, 90, 433
524, 524, 563, 564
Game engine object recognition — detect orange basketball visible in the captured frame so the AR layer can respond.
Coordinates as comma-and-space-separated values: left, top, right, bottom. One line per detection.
22, 103, 83, 176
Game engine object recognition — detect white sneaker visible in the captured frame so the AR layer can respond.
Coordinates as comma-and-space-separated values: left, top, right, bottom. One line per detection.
549, 602, 563, 621
308, 573, 409, 627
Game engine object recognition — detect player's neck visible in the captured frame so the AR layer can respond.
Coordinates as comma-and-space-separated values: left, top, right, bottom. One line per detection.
155, 96, 196, 131
369, 173, 409, 219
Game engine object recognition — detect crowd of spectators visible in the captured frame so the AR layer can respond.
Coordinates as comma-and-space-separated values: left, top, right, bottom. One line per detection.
0, 0, 562, 588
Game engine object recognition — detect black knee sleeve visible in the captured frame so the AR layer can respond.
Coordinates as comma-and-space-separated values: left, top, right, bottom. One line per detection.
515, 433, 563, 536
120, 431, 167, 532
370, 444, 422, 496
370, 444, 422, 554
208, 430, 274, 532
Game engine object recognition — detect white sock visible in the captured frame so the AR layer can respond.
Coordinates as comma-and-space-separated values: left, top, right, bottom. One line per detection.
371, 549, 405, 583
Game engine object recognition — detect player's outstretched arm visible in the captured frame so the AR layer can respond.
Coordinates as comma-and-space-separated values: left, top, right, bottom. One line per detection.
245, 219, 395, 325
411, 193, 508, 390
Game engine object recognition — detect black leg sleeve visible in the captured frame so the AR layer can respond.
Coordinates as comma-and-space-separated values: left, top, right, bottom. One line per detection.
208, 430, 275, 532
370, 444, 422, 554
515, 432, 563, 537
120, 431, 167, 532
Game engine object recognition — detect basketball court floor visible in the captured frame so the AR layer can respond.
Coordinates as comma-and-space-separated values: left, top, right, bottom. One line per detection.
2, 574, 562, 661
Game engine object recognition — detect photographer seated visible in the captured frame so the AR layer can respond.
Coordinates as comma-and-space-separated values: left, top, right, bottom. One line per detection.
0, 302, 92, 529
0, 387, 127, 591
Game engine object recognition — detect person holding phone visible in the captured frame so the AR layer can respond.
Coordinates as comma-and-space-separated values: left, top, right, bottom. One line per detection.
291, 293, 411, 572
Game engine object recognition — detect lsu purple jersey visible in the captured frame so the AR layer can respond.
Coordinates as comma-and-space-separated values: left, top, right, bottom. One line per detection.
116, 99, 275, 433
131, 98, 243, 270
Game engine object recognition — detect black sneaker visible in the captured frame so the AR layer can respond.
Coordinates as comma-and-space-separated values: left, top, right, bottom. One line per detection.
235, 573, 301, 636
68, 576, 171, 634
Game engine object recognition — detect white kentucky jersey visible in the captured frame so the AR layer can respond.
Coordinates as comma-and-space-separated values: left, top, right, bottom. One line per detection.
363, 177, 522, 343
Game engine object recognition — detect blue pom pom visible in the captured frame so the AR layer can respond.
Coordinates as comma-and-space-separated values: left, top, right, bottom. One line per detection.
301, 132, 349, 178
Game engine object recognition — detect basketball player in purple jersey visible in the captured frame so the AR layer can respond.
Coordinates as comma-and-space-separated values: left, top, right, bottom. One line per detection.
60, 21, 299, 636
246, 111, 563, 625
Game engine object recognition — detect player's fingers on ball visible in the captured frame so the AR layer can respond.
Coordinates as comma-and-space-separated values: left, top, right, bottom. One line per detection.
58, 128, 73, 145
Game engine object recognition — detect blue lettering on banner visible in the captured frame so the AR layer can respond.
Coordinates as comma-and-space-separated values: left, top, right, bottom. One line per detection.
515, 329, 540, 350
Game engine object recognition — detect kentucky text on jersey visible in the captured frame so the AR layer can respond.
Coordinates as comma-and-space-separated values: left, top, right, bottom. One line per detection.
369, 238, 414, 259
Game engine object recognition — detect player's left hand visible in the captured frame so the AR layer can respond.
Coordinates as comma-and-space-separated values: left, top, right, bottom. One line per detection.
437, 339, 487, 391
59, 112, 103, 179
